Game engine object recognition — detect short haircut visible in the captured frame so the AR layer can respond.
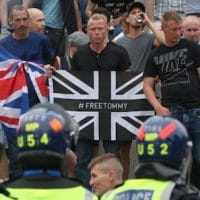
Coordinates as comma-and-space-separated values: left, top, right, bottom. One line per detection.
27, 8, 43, 20
183, 15, 200, 27
87, 13, 108, 27
9, 5, 29, 20
92, 7, 111, 23
88, 153, 123, 181
161, 10, 182, 25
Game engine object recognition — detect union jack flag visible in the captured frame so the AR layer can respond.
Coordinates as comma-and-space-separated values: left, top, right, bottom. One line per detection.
50, 70, 154, 141
0, 53, 48, 138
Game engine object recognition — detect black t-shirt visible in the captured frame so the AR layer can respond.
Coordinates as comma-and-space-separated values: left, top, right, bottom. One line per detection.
91, 0, 134, 18
144, 38, 200, 107
72, 42, 130, 71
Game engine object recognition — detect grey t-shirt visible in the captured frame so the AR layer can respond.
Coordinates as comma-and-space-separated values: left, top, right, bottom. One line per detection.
115, 32, 155, 72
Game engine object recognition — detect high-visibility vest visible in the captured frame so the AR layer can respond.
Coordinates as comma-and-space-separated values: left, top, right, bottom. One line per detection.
6, 186, 98, 200
0, 194, 12, 200
101, 178, 175, 200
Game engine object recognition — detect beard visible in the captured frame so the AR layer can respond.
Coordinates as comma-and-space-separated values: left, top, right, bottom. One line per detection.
17, 26, 29, 34
130, 23, 143, 29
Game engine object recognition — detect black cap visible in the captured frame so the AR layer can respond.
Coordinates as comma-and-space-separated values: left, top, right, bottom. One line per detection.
127, 2, 145, 14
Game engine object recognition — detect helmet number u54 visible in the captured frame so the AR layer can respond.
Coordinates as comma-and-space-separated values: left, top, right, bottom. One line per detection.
18, 133, 49, 148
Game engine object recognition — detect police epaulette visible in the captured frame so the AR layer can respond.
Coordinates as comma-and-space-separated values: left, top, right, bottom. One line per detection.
174, 178, 200, 197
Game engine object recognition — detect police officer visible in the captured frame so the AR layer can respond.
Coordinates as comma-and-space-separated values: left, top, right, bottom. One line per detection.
3, 103, 98, 200
101, 115, 200, 200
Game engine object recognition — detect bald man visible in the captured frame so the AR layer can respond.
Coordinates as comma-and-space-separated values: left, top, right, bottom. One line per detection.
183, 15, 200, 44
27, 8, 45, 33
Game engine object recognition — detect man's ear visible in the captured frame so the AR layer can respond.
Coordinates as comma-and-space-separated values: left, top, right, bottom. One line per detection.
8, 17, 12, 26
108, 170, 115, 180
105, 24, 110, 31
125, 16, 130, 24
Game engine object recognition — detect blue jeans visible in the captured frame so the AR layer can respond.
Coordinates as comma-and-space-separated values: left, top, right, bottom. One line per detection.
169, 106, 200, 187
78, 0, 88, 26
75, 139, 120, 189
170, 106, 200, 162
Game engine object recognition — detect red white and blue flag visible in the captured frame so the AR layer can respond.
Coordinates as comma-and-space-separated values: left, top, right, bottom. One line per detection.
0, 47, 48, 138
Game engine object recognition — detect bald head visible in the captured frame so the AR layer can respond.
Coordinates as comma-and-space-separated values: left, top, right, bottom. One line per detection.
28, 8, 45, 33
183, 15, 200, 43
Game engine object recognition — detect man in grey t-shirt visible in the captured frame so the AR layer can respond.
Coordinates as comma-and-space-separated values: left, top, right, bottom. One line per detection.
115, 2, 164, 72
115, 2, 164, 179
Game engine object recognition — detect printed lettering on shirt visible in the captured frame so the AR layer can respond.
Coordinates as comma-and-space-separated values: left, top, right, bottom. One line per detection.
153, 48, 193, 87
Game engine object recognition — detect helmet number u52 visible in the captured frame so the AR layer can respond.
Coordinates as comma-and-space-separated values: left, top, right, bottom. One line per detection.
137, 143, 169, 156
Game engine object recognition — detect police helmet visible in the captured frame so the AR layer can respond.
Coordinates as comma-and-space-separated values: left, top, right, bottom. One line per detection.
17, 103, 78, 170
137, 115, 189, 169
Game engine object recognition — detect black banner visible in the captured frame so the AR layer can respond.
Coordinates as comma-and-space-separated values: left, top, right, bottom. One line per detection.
49, 70, 154, 141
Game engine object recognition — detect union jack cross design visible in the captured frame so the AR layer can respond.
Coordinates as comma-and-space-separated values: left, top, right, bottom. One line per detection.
0, 59, 48, 138
49, 70, 154, 141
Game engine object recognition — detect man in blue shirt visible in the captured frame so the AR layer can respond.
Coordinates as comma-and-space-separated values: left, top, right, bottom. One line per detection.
0, 5, 59, 181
